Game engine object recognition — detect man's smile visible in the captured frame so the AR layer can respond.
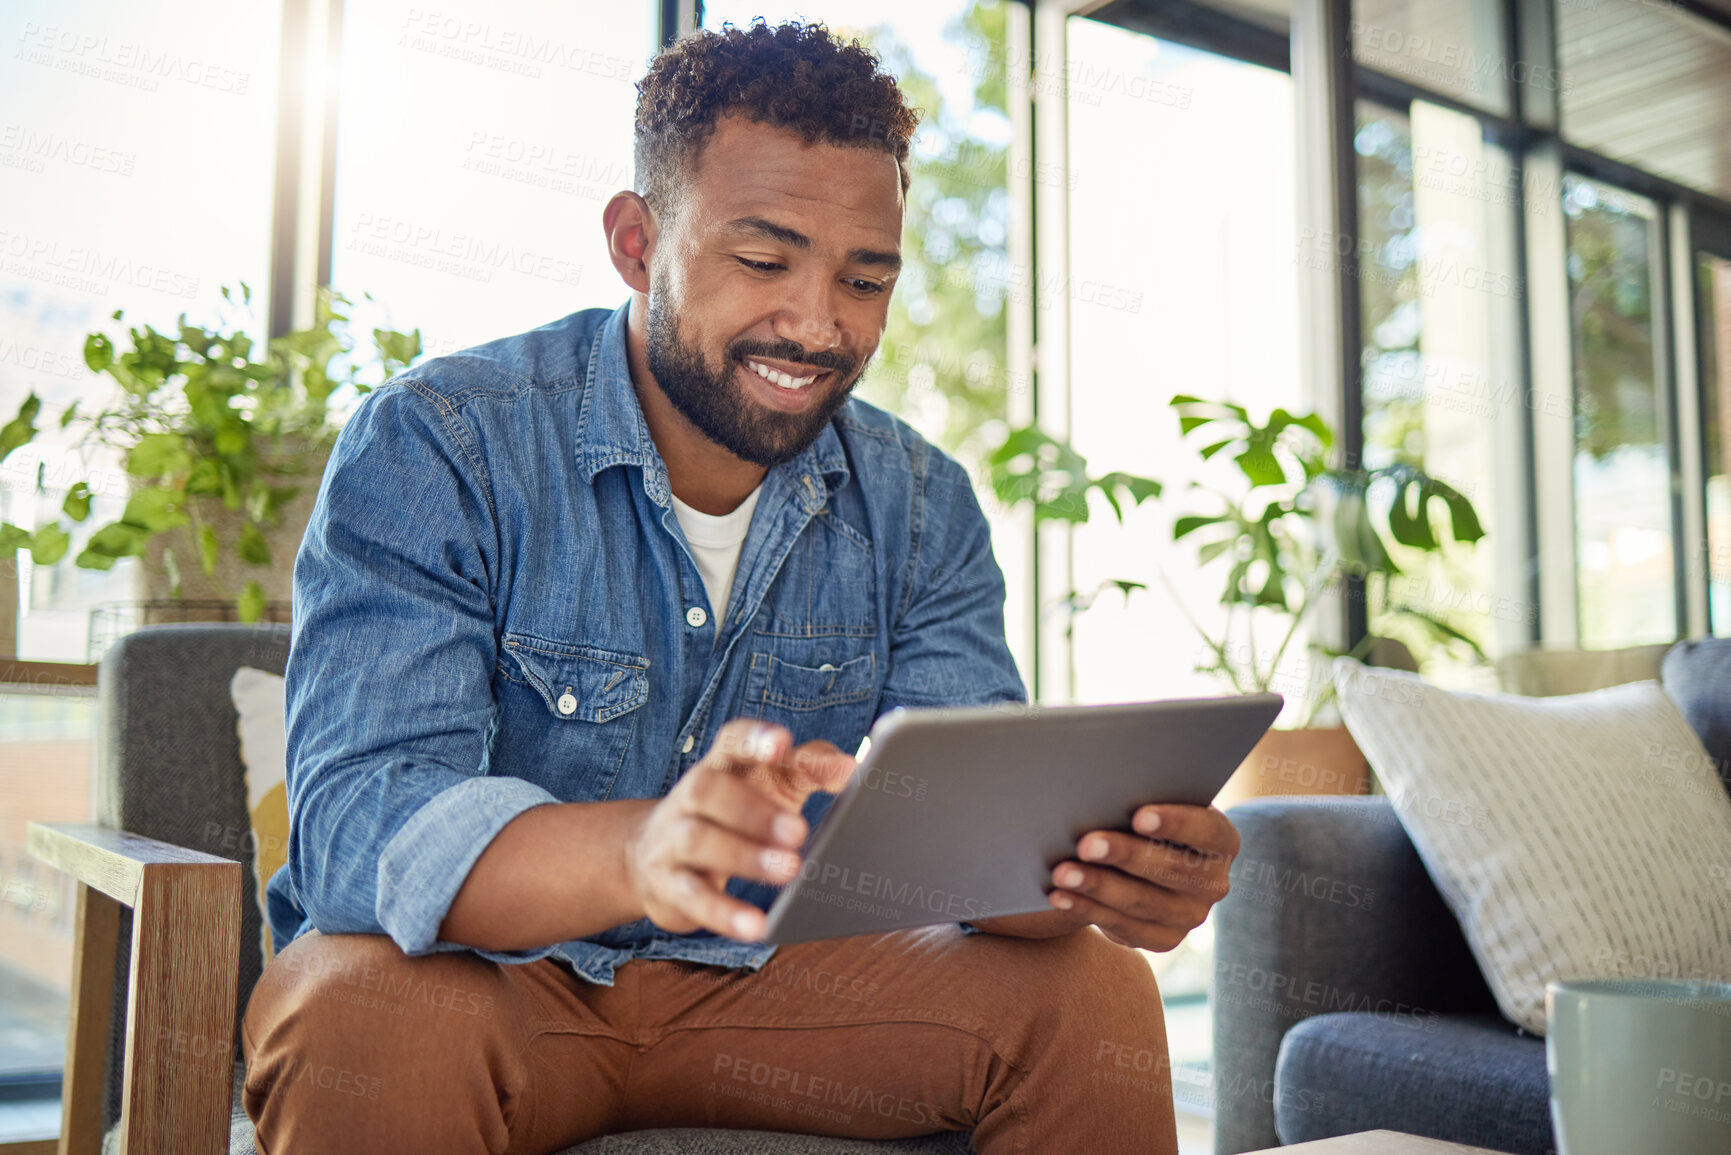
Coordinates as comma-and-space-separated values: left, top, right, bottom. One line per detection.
731, 351, 843, 414
741, 355, 823, 390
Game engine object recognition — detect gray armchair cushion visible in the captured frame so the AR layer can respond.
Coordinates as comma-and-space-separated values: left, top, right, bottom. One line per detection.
95, 623, 293, 1131
1211, 797, 1496, 1154
567, 1131, 975, 1154
191, 1063, 973, 1155
1272, 1012, 1548, 1155
1661, 637, 1731, 795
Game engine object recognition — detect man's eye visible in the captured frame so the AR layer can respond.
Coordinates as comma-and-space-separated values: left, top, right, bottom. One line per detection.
735, 257, 782, 273
847, 278, 888, 295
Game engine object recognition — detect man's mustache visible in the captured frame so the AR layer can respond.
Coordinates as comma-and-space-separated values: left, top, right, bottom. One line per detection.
728, 339, 858, 376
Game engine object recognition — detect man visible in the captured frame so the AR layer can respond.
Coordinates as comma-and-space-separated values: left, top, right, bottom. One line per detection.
244, 20, 1238, 1155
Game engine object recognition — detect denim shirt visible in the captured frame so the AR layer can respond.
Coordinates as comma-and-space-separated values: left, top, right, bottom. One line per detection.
266, 301, 1028, 984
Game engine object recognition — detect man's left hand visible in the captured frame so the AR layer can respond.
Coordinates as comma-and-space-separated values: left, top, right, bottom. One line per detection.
972, 804, 1239, 950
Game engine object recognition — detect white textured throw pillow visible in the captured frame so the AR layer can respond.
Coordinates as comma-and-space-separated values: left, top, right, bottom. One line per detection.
1333, 659, 1731, 1035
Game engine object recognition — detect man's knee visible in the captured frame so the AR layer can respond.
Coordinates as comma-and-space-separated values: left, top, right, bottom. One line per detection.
980, 929, 1167, 1058
243, 932, 509, 1113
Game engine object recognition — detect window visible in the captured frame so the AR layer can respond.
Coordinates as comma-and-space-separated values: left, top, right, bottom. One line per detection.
1562, 175, 1676, 647
329, 1, 656, 356
1066, 18, 1303, 709
1352, 0, 1511, 116
1698, 251, 1731, 630
1356, 98, 1527, 671
1, 0, 282, 663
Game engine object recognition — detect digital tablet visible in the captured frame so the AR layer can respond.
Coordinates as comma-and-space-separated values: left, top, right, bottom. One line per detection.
760, 693, 1283, 945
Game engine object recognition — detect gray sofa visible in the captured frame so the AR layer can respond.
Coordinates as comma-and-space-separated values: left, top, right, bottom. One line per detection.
1210, 638, 1731, 1154
92, 622, 972, 1154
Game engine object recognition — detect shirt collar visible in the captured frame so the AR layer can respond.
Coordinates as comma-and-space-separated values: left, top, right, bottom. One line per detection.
575, 300, 852, 511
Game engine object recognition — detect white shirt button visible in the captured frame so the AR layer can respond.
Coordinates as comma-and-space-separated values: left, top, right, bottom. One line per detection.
685, 606, 708, 628
557, 692, 577, 715
682, 734, 695, 754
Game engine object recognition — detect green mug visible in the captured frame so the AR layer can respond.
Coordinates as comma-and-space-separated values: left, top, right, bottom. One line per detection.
1548, 979, 1731, 1155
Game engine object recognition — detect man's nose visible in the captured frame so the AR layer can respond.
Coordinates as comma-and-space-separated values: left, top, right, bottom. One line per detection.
771, 280, 842, 353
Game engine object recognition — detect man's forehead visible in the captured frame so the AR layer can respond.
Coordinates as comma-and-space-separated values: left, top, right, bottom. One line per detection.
684, 117, 903, 249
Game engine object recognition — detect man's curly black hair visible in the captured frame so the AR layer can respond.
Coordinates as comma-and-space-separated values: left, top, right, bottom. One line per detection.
634, 20, 921, 217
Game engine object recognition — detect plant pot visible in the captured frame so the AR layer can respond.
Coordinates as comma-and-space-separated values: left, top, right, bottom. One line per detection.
133, 448, 329, 619
1212, 725, 1371, 811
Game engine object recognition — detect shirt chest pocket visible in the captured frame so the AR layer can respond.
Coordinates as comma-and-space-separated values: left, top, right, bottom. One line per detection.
500, 632, 649, 801
741, 650, 879, 751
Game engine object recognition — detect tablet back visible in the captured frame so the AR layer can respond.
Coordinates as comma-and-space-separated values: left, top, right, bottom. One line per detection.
761, 693, 1283, 945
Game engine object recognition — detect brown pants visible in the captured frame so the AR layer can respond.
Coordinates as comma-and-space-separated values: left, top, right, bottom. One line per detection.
241, 924, 1176, 1155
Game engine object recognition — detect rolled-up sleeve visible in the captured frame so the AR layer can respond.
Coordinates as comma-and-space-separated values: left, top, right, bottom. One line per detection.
284, 380, 558, 962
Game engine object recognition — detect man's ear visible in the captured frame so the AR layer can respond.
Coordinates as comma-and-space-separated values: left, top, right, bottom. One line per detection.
603, 191, 656, 295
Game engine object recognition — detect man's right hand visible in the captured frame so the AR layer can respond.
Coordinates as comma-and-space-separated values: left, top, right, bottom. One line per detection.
624, 720, 856, 941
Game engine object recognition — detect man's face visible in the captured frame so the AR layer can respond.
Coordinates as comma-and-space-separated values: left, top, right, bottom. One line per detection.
643, 115, 903, 468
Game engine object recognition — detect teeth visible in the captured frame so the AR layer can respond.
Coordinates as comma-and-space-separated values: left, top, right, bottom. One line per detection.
746, 359, 816, 390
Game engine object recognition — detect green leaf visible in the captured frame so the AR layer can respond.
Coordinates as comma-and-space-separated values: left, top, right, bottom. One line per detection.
238, 579, 267, 623
1432, 480, 1486, 543
214, 422, 250, 456
237, 521, 271, 566
374, 327, 422, 367
83, 520, 149, 558
0, 393, 41, 464
72, 547, 120, 571
1197, 537, 1235, 565
198, 524, 219, 575
127, 433, 191, 478
985, 424, 1049, 465
58, 400, 81, 429
0, 523, 31, 552
184, 458, 223, 495
121, 487, 187, 533
1196, 438, 1234, 461
83, 333, 114, 372
1174, 514, 1224, 540
28, 523, 70, 566
62, 481, 92, 523
1387, 477, 1437, 549
1235, 443, 1286, 487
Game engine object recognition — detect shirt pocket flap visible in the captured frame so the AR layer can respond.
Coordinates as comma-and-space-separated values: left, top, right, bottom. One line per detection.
761, 652, 877, 711
503, 633, 649, 723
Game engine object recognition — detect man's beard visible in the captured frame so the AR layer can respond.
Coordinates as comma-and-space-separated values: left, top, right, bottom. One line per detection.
644, 288, 863, 468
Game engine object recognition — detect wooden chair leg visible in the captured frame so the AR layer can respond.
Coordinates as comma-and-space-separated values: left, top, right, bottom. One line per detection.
0, 886, 119, 1155
117, 863, 240, 1155
60, 884, 120, 1155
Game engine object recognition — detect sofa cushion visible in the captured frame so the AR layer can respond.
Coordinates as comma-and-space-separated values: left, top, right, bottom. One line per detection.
1334, 661, 1731, 1035
1662, 638, 1731, 795
1272, 1012, 1549, 1155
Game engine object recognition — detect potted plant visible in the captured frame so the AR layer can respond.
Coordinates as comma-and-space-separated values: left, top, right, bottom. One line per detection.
0, 285, 421, 624
984, 393, 1486, 804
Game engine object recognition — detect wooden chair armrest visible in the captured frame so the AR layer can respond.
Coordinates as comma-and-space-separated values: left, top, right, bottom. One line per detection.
22, 822, 243, 1155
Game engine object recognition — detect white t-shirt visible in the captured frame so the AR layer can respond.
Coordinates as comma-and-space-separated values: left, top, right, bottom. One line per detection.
670, 485, 763, 636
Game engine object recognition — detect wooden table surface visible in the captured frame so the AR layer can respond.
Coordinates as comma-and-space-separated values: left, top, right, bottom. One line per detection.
1246, 1132, 1512, 1154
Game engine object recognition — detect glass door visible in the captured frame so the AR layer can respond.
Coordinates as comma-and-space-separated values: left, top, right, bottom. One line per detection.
1692, 212, 1731, 631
